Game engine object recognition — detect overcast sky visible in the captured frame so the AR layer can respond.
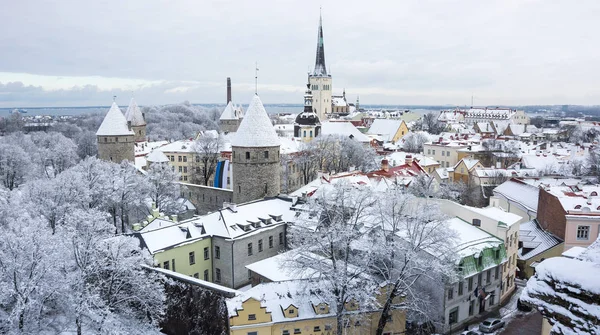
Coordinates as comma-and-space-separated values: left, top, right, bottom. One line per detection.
1, 0, 599, 107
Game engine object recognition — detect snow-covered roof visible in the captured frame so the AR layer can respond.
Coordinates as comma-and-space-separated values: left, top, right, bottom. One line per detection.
124, 98, 146, 126
464, 206, 522, 227
279, 137, 305, 155
457, 158, 480, 170
562, 246, 586, 259
146, 149, 169, 163
227, 280, 337, 323
518, 220, 562, 261
464, 107, 516, 119
446, 217, 504, 258
159, 140, 195, 153
220, 101, 243, 120
367, 119, 404, 142
542, 183, 600, 216
144, 265, 240, 296
435, 167, 449, 179
493, 179, 540, 213
332, 96, 347, 107
96, 102, 135, 136
231, 95, 280, 147
320, 122, 370, 143
245, 250, 323, 282
138, 219, 209, 254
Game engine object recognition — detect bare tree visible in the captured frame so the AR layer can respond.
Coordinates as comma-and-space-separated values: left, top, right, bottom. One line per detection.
192, 134, 222, 186
147, 163, 180, 213
421, 112, 445, 135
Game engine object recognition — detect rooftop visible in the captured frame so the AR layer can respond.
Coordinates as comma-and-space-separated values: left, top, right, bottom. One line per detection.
518, 219, 563, 261
232, 95, 280, 147
96, 102, 135, 136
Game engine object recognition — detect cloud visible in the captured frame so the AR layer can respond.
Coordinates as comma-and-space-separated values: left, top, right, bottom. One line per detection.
1, 0, 600, 106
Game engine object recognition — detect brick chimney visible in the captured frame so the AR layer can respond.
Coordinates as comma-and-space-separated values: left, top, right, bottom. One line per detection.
405, 154, 413, 166
227, 77, 232, 103
381, 159, 389, 172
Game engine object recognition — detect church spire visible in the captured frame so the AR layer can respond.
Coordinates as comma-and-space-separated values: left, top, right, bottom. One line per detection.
313, 11, 327, 76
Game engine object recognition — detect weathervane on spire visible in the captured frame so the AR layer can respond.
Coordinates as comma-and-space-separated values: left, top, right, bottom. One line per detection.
255, 62, 259, 95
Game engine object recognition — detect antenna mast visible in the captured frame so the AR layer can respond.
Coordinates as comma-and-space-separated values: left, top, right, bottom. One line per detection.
255, 62, 259, 95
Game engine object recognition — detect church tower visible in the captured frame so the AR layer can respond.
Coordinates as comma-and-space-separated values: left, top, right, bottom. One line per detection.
231, 95, 281, 204
96, 101, 135, 163
294, 82, 321, 142
124, 98, 146, 142
308, 12, 332, 121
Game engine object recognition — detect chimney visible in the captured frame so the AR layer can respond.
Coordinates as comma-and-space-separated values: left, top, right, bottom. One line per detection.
405, 155, 413, 166
438, 137, 443, 143
227, 77, 232, 103
382, 159, 389, 172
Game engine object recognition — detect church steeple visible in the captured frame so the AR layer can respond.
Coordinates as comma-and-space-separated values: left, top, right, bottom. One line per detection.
313, 12, 327, 76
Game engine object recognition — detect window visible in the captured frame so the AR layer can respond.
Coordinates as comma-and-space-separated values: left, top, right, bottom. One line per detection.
447, 151, 450, 156
248, 332, 258, 335
468, 277, 473, 291
427, 149, 431, 155
248, 269, 252, 280
269, 236, 273, 248
448, 307, 458, 325
183, 156, 187, 162
495, 249, 500, 259
204, 247, 209, 260
289, 309, 295, 315
486, 269, 491, 283
203, 269, 208, 281
183, 166, 187, 173
264, 150, 269, 159
577, 225, 590, 240
189, 252, 195, 265
215, 246, 220, 259
248, 314, 256, 321
178, 156, 182, 162
442, 151, 445, 156
115, 137, 118, 142
163, 261, 169, 270
469, 300, 474, 316
432, 149, 435, 155
258, 239, 263, 252
472, 219, 481, 227
247, 243, 253, 256
303, 130, 306, 137
178, 166, 183, 172
171, 259, 176, 271
245, 152, 250, 160
490, 294, 495, 305
282, 331, 290, 335
216, 268, 221, 282
447, 287, 453, 300
477, 256, 483, 267
313, 326, 321, 332
478, 273, 482, 286
293, 328, 301, 334
279, 232, 284, 245
458, 281, 464, 296
495, 266, 499, 279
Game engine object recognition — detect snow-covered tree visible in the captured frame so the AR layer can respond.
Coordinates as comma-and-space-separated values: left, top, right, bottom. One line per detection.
402, 132, 430, 153
0, 142, 31, 190
30, 131, 79, 178
287, 182, 379, 334
369, 191, 458, 334
147, 163, 180, 213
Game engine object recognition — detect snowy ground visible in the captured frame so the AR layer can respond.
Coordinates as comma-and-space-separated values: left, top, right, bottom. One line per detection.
454, 279, 536, 335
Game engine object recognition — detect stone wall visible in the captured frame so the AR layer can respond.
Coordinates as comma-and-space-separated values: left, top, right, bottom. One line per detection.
181, 183, 233, 215
232, 145, 281, 204
219, 119, 240, 133
132, 124, 146, 142
97, 134, 135, 163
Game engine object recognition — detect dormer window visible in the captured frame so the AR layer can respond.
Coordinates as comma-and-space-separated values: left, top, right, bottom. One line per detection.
248, 314, 256, 321
289, 309, 295, 314
575, 205, 582, 209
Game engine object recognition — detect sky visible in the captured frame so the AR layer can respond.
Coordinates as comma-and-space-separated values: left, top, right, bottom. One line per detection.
1, 0, 599, 107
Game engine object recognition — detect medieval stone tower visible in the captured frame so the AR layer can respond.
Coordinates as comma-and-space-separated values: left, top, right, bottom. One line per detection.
124, 98, 147, 142
231, 94, 281, 204
308, 13, 332, 121
96, 101, 135, 163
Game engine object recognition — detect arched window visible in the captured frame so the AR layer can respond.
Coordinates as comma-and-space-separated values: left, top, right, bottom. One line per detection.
303, 130, 306, 137
591, 191, 598, 196
575, 205, 582, 209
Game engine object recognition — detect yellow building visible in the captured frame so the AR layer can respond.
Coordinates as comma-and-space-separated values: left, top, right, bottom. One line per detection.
452, 158, 484, 185
367, 119, 409, 144
227, 280, 406, 335
133, 211, 214, 280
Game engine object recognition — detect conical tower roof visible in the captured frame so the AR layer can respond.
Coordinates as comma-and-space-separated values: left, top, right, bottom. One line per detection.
220, 101, 239, 120
231, 95, 279, 147
96, 102, 134, 136
313, 13, 328, 76
125, 98, 146, 126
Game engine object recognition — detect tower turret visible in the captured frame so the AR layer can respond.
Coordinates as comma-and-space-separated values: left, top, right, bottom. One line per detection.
231, 95, 280, 204
294, 82, 321, 142
125, 98, 146, 142
96, 101, 135, 163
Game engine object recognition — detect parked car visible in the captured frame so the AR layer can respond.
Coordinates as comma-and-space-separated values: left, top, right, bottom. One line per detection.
479, 318, 505, 333
460, 331, 480, 335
